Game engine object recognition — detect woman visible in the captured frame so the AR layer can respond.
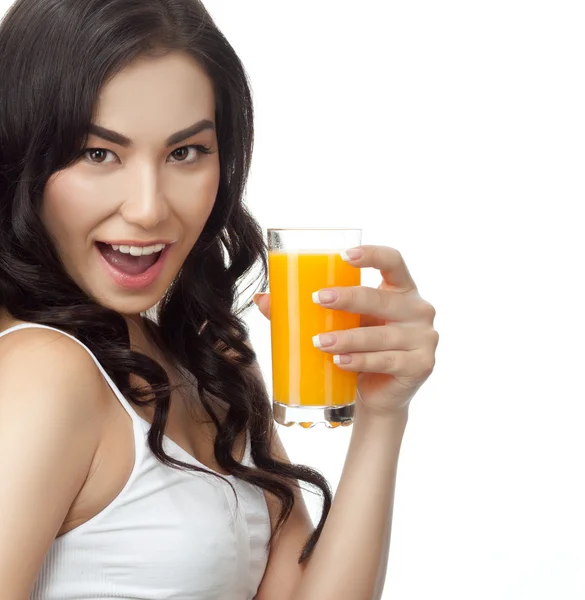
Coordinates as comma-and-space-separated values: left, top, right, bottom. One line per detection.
0, 0, 438, 599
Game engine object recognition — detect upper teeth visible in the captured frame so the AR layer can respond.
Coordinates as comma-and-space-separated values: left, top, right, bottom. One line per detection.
110, 243, 166, 256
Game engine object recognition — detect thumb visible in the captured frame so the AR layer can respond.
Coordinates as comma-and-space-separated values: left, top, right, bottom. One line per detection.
252, 293, 271, 320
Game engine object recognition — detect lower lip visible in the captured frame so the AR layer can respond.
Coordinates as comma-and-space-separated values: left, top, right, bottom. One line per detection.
96, 243, 172, 290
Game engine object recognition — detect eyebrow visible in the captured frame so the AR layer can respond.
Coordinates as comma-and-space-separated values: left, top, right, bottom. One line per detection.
87, 119, 216, 148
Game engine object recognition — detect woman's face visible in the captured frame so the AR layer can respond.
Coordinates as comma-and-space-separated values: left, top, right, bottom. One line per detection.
41, 51, 220, 318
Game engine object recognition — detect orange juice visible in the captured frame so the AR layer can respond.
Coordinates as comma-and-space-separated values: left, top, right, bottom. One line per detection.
268, 251, 361, 407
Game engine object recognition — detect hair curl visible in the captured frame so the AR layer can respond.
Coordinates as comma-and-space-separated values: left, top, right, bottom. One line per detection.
0, 0, 332, 563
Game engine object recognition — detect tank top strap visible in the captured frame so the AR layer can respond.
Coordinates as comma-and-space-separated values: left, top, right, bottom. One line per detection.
0, 322, 143, 426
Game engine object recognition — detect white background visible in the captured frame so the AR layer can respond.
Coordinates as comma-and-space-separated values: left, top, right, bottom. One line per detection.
203, 2, 585, 599
1, 0, 583, 598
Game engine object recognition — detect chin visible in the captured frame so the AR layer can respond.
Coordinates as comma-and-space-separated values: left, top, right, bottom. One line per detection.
89, 289, 166, 320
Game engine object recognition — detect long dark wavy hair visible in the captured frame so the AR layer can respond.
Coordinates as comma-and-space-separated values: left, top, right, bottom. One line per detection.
0, 0, 332, 563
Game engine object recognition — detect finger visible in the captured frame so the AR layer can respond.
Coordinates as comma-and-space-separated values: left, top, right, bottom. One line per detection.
313, 285, 424, 322
253, 293, 271, 320
341, 245, 417, 293
312, 324, 421, 354
333, 348, 434, 378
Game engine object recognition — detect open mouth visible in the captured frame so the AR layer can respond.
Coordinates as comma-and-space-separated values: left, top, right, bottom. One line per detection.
95, 241, 164, 276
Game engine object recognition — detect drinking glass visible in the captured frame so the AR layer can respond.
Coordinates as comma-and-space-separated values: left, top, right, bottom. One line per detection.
267, 228, 362, 428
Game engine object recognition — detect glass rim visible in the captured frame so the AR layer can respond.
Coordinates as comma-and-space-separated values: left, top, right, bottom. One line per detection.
267, 227, 362, 232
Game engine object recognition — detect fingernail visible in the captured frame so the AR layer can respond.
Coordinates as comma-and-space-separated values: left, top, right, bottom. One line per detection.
341, 247, 364, 261
333, 354, 352, 365
312, 333, 337, 348
253, 293, 262, 305
312, 289, 338, 304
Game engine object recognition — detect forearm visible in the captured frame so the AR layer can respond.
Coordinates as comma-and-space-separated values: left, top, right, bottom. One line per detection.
371, 507, 392, 599
290, 408, 408, 600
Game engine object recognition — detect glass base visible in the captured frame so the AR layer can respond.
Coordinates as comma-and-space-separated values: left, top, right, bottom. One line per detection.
273, 401, 355, 428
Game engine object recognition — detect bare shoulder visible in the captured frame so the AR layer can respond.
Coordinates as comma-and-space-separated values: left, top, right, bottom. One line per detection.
0, 323, 111, 407
0, 321, 110, 597
0, 321, 111, 459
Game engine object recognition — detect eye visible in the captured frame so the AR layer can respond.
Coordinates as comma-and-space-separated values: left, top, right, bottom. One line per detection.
81, 148, 115, 165
79, 145, 214, 166
168, 145, 213, 163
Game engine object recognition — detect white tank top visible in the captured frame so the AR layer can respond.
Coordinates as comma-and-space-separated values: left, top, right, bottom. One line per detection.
0, 323, 271, 600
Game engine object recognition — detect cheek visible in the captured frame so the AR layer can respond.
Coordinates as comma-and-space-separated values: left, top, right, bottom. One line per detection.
180, 162, 221, 230
42, 171, 108, 249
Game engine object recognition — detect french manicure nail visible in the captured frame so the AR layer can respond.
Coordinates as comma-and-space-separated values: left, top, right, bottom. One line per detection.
333, 354, 352, 365
312, 289, 338, 304
341, 247, 364, 261
312, 333, 337, 348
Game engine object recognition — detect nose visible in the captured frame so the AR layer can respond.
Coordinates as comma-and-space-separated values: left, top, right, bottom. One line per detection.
119, 172, 170, 230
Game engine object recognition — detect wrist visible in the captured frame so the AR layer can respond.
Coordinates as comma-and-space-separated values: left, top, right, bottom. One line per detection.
353, 404, 409, 436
